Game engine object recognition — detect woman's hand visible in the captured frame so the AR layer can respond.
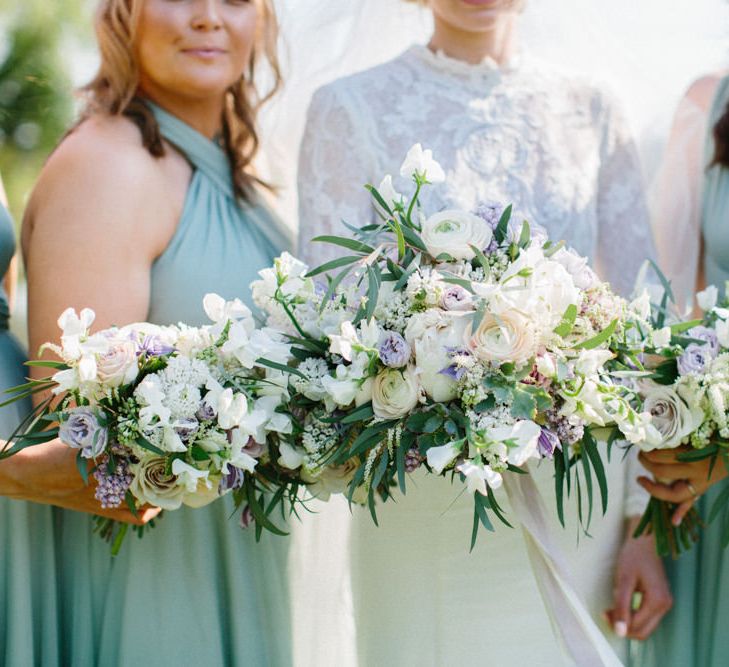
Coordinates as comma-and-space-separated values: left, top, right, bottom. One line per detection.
605, 517, 673, 640
638, 447, 728, 525
0, 439, 160, 525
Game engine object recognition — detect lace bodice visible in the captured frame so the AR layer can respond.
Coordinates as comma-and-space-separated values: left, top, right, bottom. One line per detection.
298, 44, 656, 298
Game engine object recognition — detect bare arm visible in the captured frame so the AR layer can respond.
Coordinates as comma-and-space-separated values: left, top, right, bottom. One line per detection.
0, 117, 184, 522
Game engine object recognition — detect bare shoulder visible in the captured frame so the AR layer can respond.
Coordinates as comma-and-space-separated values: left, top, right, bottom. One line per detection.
23, 113, 189, 257
685, 71, 729, 112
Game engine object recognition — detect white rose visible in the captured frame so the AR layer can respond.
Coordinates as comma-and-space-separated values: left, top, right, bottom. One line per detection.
465, 309, 538, 367
412, 312, 470, 402
94, 336, 138, 387
697, 285, 719, 312
642, 383, 705, 450
372, 366, 421, 419
421, 210, 492, 261
302, 460, 360, 501
129, 456, 186, 510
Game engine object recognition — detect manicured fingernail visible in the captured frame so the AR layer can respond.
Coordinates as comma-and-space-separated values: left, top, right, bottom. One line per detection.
672, 515, 683, 527
615, 621, 628, 638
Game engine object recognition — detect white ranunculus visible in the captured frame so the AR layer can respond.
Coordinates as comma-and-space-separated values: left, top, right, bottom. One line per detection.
496, 421, 541, 466
456, 461, 503, 495
400, 143, 445, 183
642, 383, 705, 450
372, 366, 421, 419
426, 442, 462, 474
130, 456, 186, 510
421, 210, 492, 261
412, 312, 470, 402
697, 285, 719, 312
551, 247, 600, 290
465, 309, 538, 367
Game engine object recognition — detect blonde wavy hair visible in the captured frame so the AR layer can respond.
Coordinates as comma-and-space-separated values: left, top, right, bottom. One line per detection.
81, 0, 282, 199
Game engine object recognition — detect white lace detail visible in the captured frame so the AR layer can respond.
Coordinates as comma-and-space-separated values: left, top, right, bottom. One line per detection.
297, 44, 653, 516
298, 45, 656, 295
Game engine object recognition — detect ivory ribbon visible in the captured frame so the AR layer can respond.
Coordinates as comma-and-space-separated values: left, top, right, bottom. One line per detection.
503, 472, 624, 667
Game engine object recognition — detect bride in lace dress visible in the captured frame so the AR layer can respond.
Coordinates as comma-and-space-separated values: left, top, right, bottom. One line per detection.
296, 1, 671, 664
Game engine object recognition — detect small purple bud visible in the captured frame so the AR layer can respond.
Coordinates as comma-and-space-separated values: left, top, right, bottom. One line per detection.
174, 417, 200, 443
537, 428, 561, 459
138, 335, 174, 358
239, 505, 255, 529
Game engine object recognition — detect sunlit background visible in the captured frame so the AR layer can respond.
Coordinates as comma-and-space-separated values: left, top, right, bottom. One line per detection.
0, 0, 727, 342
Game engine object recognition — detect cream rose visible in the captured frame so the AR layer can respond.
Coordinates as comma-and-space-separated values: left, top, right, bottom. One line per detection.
642, 383, 705, 450
421, 210, 492, 261
302, 459, 363, 502
129, 456, 186, 510
465, 309, 538, 367
96, 337, 138, 387
372, 367, 420, 419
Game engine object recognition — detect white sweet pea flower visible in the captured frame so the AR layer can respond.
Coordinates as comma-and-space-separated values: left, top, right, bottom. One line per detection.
487, 420, 542, 466
426, 442, 461, 474
135, 375, 171, 427
536, 353, 558, 379
652, 326, 672, 349
399, 143, 445, 183
377, 175, 403, 212
217, 389, 248, 430
322, 368, 360, 407
697, 285, 719, 312
228, 430, 259, 473
629, 290, 652, 321
226, 326, 291, 369
162, 426, 187, 453
329, 319, 379, 361
456, 461, 503, 495
203, 293, 253, 338
716, 316, 729, 349
57, 308, 96, 358
172, 459, 212, 493
278, 442, 305, 470
574, 349, 614, 377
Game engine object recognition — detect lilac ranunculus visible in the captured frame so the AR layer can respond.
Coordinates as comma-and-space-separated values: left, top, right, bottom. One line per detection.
441, 285, 474, 312
687, 326, 720, 357
59, 407, 108, 459
537, 428, 561, 459
677, 344, 712, 376
378, 331, 411, 368
473, 200, 505, 252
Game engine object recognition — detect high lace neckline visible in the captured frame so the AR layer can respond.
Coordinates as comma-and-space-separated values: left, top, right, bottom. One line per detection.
407, 43, 520, 85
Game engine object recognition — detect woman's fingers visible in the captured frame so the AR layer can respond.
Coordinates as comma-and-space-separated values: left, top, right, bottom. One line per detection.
637, 476, 695, 504
671, 499, 696, 526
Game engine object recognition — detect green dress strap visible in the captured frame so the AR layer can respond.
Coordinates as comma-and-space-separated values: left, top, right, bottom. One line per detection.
148, 100, 294, 253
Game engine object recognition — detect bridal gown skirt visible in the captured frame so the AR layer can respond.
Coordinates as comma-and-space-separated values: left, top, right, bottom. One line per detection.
291, 452, 632, 667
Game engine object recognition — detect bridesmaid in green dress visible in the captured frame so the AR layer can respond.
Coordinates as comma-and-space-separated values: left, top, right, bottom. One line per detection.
633, 73, 729, 666
19, 1, 292, 664
0, 178, 59, 665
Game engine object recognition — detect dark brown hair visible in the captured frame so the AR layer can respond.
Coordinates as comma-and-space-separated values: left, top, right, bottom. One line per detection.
80, 0, 282, 200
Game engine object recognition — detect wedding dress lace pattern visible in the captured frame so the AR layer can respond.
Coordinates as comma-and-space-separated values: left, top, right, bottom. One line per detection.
293, 45, 654, 667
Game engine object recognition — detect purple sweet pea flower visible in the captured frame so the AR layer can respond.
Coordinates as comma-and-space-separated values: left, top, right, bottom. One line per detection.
537, 428, 561, 459
219, 466, 246, 494
59, 407, 108, 459
239, 505, 255, 529
138, 334, 175, 358
378, 331, 411, 368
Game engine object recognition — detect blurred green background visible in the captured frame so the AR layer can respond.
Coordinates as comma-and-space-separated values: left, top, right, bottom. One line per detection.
0, 0, 94, 225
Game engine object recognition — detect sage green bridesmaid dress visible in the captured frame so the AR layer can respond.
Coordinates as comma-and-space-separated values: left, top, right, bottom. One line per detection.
636, 75, 729, 667
55, 103, 293, 666
0, 201, 60, 665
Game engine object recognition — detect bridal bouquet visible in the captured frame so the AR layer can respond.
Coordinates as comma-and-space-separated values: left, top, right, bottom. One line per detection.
1, 297, 301, 552
626, 282, 729, 556
253, 145, 656, 546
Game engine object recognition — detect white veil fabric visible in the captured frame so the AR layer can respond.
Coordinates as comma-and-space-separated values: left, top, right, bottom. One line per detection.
259, 2, 729, 665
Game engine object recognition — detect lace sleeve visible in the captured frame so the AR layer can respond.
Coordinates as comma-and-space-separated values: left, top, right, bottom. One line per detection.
297, 84, 378, 267
649, 95, 708, 314
594, 90, 658, 299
